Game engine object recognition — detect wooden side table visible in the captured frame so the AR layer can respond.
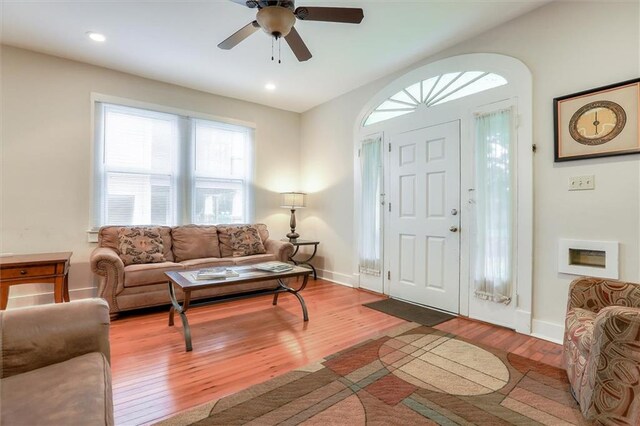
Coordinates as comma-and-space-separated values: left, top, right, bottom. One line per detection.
0, 252, 72, 310
282, 239, 319, 280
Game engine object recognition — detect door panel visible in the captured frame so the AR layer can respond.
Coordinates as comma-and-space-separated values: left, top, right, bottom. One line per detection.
388, 121, 460, 313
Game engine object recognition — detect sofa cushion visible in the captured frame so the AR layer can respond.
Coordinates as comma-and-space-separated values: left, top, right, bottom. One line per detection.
230, 225, 266, 257
254, 223, 269, 243
218, 224, 269, 257
99, 225, 174, 262
118, 227, 166, 265
232, 253, 277, 266
0, 352, 113, 426
123, 261, 183, 288
566, 307, 597, 357
179, 257, 235, 269
172, 225, 221, 262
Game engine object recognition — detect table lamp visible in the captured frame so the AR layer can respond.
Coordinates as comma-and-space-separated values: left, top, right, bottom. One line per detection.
281, 192, 306, 242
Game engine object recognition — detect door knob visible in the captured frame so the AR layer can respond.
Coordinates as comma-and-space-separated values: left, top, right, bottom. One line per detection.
449, 226, 458, 232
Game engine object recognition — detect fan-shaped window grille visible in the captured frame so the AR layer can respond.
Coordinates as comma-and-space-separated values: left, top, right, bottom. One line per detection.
364, 72, 508, 126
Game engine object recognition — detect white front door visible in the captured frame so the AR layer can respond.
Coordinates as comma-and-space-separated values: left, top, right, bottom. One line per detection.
388, 120, 460, 313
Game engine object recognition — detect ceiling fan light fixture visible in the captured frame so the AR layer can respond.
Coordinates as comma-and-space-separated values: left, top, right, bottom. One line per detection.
256, 6, 296, 38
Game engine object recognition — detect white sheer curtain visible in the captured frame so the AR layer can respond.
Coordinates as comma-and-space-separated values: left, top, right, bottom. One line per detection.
474, 109, 514, 304
359, 136, 382, 276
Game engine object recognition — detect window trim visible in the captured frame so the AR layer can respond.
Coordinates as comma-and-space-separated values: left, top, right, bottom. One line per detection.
363, 71, 509, 127
89, 93, 256, 231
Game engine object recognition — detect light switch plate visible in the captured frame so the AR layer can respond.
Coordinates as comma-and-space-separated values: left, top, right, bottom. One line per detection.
569, 175, 595, 191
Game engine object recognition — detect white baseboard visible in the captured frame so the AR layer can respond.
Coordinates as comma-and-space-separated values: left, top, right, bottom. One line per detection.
514, 309, 532, 335
7, 287, 97, 309
317, 268, 355, 288
531, 319, 564, 344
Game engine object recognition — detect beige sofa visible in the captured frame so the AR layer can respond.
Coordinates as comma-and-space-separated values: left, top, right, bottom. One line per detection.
0, 298, 113, 425
90, 223, 294, 318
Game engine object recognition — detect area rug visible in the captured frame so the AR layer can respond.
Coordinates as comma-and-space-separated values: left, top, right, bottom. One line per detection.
157, 323, 589, 425
363, 298, 455, 326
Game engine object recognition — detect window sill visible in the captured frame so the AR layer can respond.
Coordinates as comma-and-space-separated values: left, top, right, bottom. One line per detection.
87, 230, 99, 243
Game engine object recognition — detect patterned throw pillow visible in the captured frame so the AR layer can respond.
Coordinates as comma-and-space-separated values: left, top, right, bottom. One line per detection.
228, 225, 266, 257
117, 227, 166, 265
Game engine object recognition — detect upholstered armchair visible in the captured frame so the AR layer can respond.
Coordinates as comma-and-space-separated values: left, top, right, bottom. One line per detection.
563, 277, 640, 425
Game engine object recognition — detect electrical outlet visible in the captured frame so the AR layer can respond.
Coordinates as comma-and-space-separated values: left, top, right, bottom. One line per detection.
569, 175, 595, 191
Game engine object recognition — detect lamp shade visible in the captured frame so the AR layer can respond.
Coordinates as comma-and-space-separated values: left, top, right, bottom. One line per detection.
281, 192, 306, 209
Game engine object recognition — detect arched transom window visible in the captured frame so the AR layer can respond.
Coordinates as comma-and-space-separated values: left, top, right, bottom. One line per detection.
364, 71, 508, 126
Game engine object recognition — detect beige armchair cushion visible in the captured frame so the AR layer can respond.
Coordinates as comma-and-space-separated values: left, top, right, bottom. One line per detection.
172, 225, 221, 262
1, 353, 113, 426
0, 298, 111, 378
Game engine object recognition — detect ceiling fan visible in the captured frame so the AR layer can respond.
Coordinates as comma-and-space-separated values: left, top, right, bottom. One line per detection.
218, 0, 364, 62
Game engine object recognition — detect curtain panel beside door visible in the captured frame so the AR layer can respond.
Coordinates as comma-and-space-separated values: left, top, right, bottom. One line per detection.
359, 136, 382, 276
473, 109, 515, 304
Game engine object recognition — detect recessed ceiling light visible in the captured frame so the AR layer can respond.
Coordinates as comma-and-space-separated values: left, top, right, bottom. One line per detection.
86, 32, 106, 42
265, 83, 276, 91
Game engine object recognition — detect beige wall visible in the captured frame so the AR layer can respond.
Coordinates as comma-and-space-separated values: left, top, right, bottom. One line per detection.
299, 1, 640, 341
0, 46, 300, 307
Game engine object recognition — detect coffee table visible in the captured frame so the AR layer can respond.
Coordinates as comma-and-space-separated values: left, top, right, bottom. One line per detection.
165, 265, 312, 351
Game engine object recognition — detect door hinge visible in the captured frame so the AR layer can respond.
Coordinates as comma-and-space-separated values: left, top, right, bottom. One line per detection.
387, 271, 391, 280
388, 143, 391, 152
388, 202, 391, 212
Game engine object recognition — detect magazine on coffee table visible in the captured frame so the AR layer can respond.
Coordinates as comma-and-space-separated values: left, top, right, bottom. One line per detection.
253, 261, 294, 273
194, 267, 240, 280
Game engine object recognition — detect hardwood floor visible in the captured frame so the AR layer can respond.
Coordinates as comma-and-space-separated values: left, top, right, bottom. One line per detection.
109, 279, 563, 425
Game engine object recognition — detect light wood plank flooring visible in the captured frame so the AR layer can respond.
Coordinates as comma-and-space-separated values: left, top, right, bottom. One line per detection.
109, 279, 562, 425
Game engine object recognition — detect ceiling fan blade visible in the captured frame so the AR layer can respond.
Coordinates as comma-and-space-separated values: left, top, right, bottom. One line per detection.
294, 7, 364, 24
228, 0, 259, 7
218, 21, 261, 50
285, 27, 312, 62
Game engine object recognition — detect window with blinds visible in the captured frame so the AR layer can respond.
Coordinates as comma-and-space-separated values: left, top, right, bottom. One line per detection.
93, 102, 254, 227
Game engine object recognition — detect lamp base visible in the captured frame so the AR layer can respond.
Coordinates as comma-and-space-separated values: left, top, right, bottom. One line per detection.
286, 231, 299, 242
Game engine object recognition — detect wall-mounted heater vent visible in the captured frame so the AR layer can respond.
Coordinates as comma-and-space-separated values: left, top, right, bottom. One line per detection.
559, 239, 618, 279
569, 249, 606, 268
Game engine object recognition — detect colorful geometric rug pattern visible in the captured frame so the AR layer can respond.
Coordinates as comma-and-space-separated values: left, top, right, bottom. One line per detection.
158, 323, 591, 425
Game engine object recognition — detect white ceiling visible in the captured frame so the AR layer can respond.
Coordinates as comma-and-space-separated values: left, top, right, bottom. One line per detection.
1, 0, 548, 112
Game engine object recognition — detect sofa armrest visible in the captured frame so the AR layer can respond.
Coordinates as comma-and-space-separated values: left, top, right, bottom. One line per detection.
567, 277, 640, 314
91, 246, 125, 313
580, 306, 640, 420
0, 298, 111, 379
264, 239, 294, 262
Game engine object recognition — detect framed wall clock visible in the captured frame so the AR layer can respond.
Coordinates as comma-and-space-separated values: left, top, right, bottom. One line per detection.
554, 78, 640, 162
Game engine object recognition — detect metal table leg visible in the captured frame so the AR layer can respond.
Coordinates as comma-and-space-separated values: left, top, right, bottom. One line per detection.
168, 282, 193, 352
277, 275, 310, 321
290, 244, 318, 280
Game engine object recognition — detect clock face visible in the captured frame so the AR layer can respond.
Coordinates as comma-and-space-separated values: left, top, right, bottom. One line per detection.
569, 100, 626, 146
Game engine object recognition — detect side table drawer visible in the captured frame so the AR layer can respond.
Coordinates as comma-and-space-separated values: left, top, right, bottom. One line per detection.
1, 265, 57, 279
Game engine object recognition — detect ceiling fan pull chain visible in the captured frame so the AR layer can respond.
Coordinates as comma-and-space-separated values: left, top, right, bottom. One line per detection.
278, 37, 282, 64
271, 37, 274, 61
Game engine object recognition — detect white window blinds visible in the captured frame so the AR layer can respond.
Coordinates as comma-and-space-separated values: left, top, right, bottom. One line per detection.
192, 120, 252, 225
93, 102, 254, 228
